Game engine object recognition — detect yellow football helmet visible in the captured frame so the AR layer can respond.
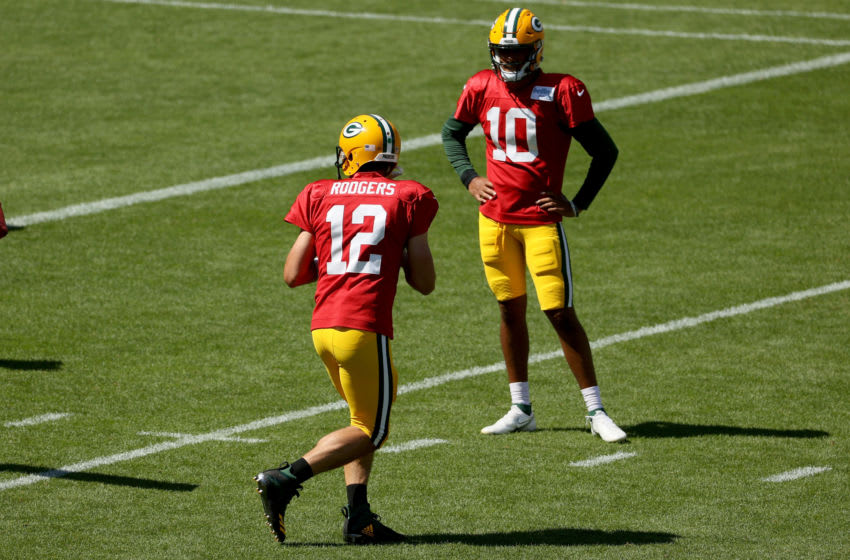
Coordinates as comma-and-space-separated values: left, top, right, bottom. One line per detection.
335, 114, 401, 178
488, 8, 544, 82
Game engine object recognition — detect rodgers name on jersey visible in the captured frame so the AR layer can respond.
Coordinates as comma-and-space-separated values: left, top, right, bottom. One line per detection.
329, 179, 397, 196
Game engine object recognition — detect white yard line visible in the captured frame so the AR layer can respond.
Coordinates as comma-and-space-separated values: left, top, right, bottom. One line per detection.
1, 280, 847, 491
518, 280, 850, 362
379, 439, 448, 454
498, 0, 850, 21
3, 413, 73, 428
9, 50, 850, 228
99, 0, 850, 46
761, 466, 832, 482
570, 451, 637, 467
137, 430, 268, 443
546, 26, 850, 47
596, 51, 850, 111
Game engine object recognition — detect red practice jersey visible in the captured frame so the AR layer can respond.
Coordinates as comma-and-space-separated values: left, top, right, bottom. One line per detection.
285, 171, 439, 338
0, 202, 7, 239
453, 69, 595, 225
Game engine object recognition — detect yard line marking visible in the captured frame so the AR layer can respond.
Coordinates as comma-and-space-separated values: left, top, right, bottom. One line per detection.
7, 155, 333, 227
407, 280, 850, 373
546, 26, 850, 47
596, 51, 850, 111
100, 0, 850, 46
4, 413, 72, 428
137, 430, 267, 443
379, 439, 448, 454
0, 400, 347, 491
578, 280, 850, 354
498, 0, 850, 21
570, 451, 637, 467
9, 50, 850, 229
1, 280, 847, 491
762, 466, 832, 482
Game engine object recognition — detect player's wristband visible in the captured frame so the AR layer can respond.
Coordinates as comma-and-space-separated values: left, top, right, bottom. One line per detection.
568, 199, 579, 217
460, 169, 479, 189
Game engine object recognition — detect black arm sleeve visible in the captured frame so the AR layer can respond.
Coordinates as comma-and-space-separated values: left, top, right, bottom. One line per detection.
569, 118, 619, 211
441, 117, 479, 188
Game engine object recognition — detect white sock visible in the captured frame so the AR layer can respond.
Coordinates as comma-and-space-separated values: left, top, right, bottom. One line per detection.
581, 386, 603, 413
509, 382, 530, 406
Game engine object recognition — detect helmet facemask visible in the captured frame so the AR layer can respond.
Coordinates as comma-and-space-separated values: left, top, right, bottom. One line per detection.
490, 43, 542, 83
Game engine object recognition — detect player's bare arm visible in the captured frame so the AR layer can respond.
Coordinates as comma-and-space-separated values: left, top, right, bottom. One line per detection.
403, 232, 436, 295
283, 229, 318, 287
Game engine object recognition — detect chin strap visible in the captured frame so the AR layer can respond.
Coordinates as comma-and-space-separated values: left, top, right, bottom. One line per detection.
335, 146, 344, 179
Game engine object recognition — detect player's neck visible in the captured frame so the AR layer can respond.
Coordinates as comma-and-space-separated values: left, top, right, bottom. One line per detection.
504, 69, 541, 90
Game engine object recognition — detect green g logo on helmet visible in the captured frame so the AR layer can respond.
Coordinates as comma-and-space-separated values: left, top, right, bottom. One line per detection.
342, 122, 364, 138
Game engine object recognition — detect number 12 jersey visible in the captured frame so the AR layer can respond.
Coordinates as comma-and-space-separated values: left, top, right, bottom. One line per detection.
285, 171, 439, 338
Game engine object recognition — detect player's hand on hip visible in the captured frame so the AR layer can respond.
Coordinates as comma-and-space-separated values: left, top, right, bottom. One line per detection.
468, 176, 496, 204
537, 191, 579, 218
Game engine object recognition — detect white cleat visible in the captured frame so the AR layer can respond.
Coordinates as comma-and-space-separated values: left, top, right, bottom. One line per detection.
481, 405, 537, 434
586, 410, 627, 442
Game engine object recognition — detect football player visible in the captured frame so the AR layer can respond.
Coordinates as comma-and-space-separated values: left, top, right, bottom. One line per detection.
442, 8, 626, 442
255, 114, 438, 544
0, 202, 7, 239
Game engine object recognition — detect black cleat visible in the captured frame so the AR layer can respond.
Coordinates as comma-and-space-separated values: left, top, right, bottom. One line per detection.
253, 464, 302, 543
341, 503, 407, 545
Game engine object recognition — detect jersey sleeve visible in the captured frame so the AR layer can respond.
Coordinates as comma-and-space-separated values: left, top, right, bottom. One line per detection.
408, 186, 439, 237
452, 73, 485, 124
558, 77, 595, 128
284, 183, 315, 232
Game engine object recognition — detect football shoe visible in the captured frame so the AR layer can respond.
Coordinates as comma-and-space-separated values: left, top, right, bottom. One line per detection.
254, 464, 302, 543
480, 405, 537, 434
341, 503, 407, 545
585, 409, 627, 443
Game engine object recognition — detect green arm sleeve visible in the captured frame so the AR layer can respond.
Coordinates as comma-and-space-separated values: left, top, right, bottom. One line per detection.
569, 118, 619, 211
441, 117, 479, 188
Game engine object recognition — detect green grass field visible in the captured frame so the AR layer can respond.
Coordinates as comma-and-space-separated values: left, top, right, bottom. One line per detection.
2, 1, 848, 558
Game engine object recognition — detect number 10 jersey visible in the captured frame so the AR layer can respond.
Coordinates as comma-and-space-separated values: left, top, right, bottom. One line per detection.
453, 69, 595, 225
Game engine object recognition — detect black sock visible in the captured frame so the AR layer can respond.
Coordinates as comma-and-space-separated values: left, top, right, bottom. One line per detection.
284, 458, 313, 484
346, 484, 368, 511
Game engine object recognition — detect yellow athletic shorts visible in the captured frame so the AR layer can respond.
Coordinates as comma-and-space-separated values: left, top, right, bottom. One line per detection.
311, 328, 397, 448
478, 213, 574, 310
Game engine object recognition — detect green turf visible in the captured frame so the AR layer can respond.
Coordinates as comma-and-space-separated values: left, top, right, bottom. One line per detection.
1, 1, 848, 558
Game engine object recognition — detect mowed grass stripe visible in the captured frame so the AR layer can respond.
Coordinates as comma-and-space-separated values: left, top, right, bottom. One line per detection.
2, 280, 847, 491
101, 0, 850, 46
9, 50, 850, 228
503, 0, 850, 21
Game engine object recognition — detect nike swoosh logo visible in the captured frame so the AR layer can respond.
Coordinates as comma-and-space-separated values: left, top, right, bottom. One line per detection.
577, 89, 586, 96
